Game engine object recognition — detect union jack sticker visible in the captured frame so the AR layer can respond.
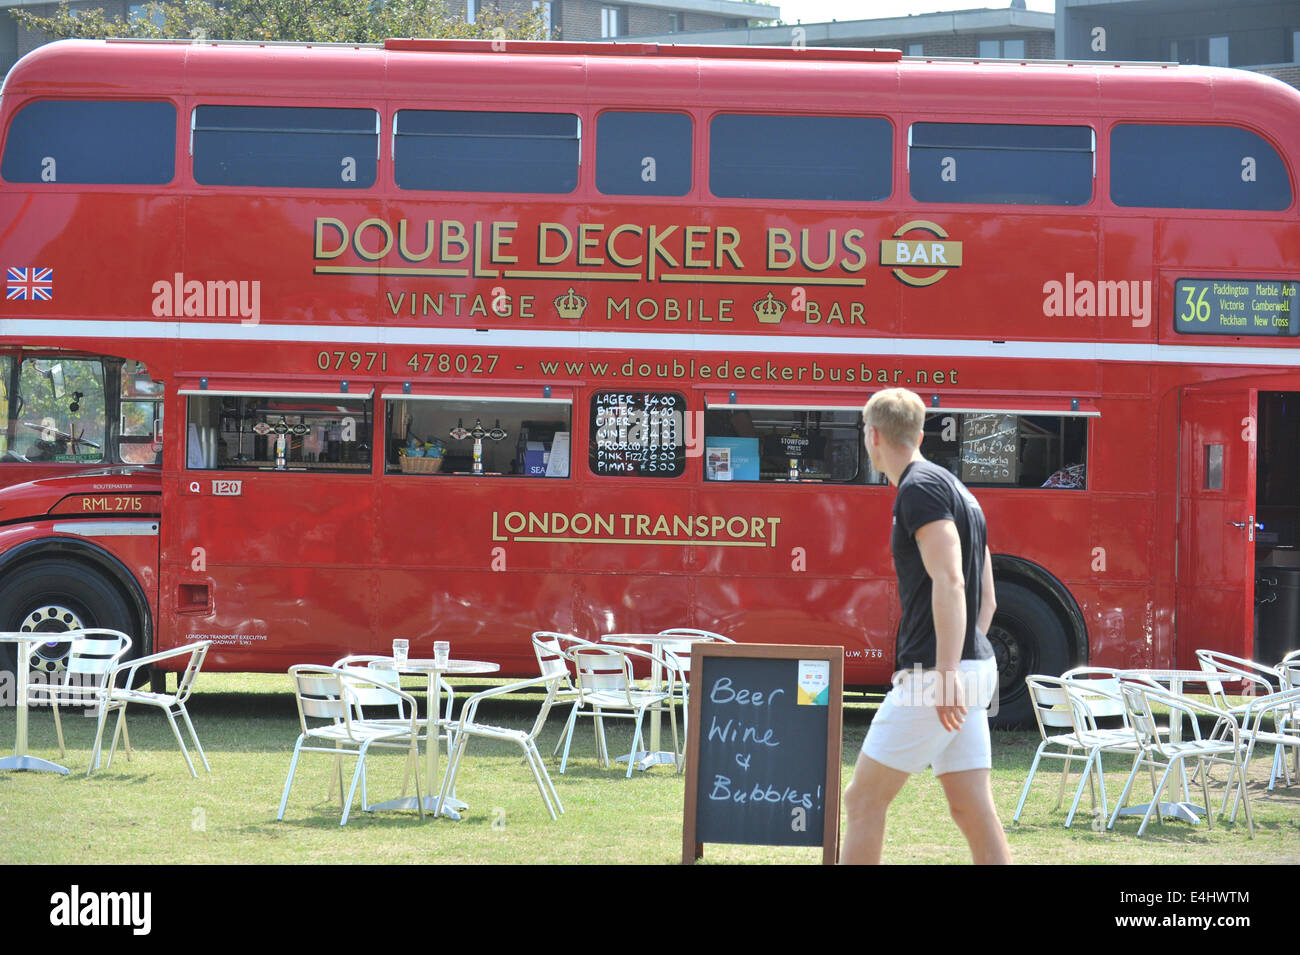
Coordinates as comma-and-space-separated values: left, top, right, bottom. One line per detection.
7, 267, 53, 301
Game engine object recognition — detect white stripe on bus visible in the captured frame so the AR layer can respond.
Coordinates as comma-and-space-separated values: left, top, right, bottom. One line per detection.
3, 319, 1300, 367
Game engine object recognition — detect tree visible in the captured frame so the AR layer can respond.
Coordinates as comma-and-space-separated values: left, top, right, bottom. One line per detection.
12, 0, 551, 45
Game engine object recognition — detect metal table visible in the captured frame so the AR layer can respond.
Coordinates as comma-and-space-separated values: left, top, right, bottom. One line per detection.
602, 633, 714, 771
366, 657, 499, 819
1116, 668, 1217, 826
0, 632, 69, 774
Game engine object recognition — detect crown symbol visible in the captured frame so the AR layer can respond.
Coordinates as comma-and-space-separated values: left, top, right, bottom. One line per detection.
554, 287, 588, 320
752, 291, 787, 325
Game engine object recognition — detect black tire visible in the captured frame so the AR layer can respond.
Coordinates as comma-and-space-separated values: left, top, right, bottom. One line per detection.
986, 581, 1071, 729
0, 558, 138, 678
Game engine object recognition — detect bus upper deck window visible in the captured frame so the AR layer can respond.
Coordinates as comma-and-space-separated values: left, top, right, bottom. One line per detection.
709, 114, 892, 202
192, 105, 378, 189
2, 100, 176, 185
394, 110, 579, 194
1111, 124, 1291, 210
596, 111, 692, 197
909, 122, 1094, 206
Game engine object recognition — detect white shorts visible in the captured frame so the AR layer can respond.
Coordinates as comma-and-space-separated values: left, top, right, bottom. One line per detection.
861, 657, 999, 776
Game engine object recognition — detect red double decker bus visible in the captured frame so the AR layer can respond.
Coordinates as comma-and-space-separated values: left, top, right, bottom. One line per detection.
1, 37, 1298, 724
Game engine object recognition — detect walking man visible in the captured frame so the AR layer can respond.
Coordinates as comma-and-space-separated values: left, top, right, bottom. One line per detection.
840, 388, 1012, 865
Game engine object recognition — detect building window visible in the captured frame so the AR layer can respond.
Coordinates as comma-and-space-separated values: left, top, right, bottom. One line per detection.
669, 13, 681, 33
978, 38, 1025, 59
601, 6, 624, 38
907, 42, 923, 56
532, 1, 551, 36
466, 0, 476, 25
1209, 35, 1229, 67
1293, 30, 1300, 63
1168, 35, 1230, 66
128, 4, 165, 28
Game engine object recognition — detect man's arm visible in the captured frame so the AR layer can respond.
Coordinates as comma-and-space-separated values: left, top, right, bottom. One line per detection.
977, 545, 996, 636
914, 518, 967, 730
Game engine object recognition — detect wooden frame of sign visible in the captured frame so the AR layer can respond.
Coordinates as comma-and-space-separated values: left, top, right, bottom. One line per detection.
681, 643, 843, 865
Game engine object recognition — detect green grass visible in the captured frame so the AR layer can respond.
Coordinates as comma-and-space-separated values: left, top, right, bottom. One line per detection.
0, 673, 1297, 864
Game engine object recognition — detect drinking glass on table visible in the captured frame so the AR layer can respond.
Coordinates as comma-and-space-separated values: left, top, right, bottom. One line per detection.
434, 641, 450, 668
392, 638, 409, 667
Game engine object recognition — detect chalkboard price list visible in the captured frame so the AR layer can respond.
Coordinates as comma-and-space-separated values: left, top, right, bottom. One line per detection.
960, 413, 1018, 484
588, 390, 686, 477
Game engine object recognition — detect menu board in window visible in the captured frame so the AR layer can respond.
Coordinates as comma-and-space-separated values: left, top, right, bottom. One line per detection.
589, 391, 686, 477
960, 413, 1018, 484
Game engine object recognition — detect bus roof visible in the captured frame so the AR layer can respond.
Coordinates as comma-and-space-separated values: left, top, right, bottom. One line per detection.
4, 37, 1298, 137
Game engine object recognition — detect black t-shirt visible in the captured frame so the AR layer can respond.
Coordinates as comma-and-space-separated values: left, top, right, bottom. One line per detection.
891, 459, 994, 670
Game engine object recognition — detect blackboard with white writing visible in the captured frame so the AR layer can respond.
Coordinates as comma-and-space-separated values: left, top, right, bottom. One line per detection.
588, 390, 686, 477
960, 413, 1018, 484
682, 643, 843, 864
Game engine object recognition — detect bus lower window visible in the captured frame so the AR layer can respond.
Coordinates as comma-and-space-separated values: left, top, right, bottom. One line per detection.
12, 358, 106, 463
921, 412, 1088, 488
386, 398, 571, 477
704, 408, 863, 482
187, 395, 373, 471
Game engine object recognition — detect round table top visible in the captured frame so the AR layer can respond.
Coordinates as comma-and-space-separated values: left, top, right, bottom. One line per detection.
371, 658, 499, 676
1119, 668, 1216, 682
602, 633, 717, 646
0, 632, 61, 645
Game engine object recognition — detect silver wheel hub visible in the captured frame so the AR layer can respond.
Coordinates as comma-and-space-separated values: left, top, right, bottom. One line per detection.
20, 604, 86, 672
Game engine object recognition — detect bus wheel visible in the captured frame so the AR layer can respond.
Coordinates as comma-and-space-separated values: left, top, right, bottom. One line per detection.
0, 560, 136, 678
986, 581, 1069, 729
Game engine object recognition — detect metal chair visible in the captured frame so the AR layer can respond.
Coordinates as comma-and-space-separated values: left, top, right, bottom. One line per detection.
25, 629, 132, 776
1233, 686, 1300, 799
1107, 679, 1253, 837
655, 629, 732, 771
330, 654, 443, 807
1012, 675, 1142, 828
1195, 649, 1283, 710
437, 673, 566, 820
558, 644, 676, 778
278, 665, 424, 826
532, 631, 595, 755
96, 640, 212, 777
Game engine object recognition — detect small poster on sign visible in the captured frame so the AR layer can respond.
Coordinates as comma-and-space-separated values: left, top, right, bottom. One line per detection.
797, 660, 830, 705
706, 446, 732, 481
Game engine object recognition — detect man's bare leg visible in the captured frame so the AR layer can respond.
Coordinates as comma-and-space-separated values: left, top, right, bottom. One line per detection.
938, 767, 1012, 864
839, 752, 910, 864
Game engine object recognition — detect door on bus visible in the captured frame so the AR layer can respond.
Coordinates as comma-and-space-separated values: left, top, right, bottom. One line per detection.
1175, 386, 1257, 669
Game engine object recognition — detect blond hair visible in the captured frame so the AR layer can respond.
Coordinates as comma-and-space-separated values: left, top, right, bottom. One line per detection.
863, 388, 925, 449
